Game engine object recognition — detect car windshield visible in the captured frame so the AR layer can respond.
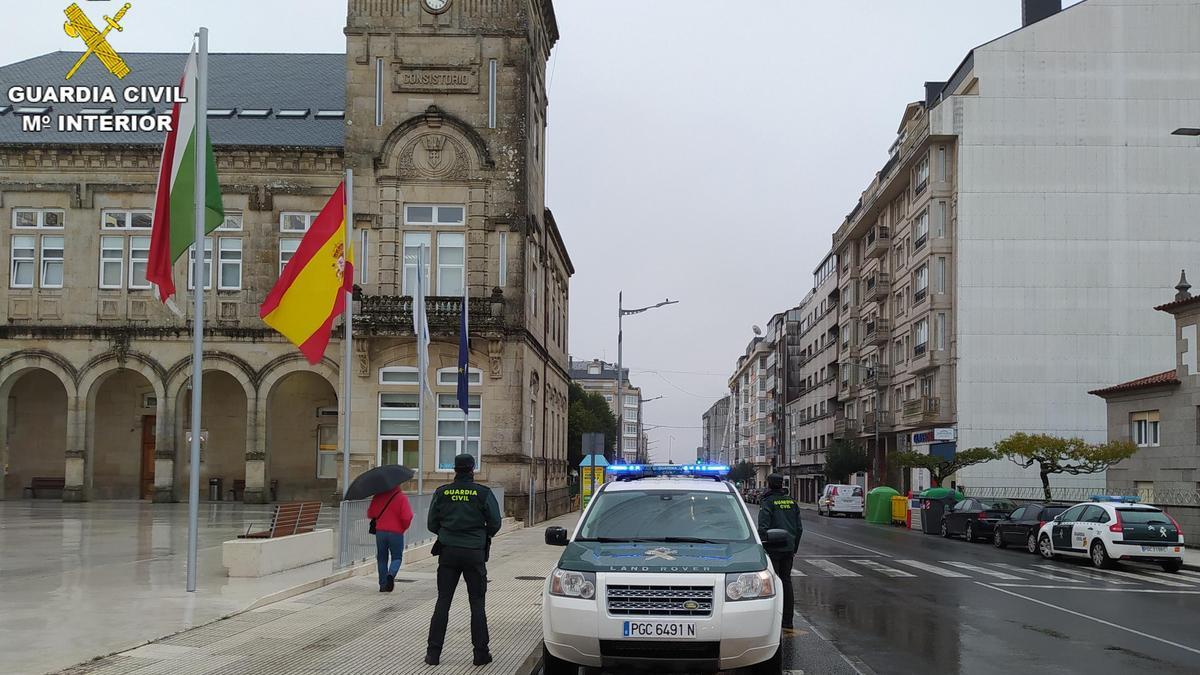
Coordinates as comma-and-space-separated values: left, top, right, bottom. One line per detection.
1117, 509, 1172, 525
577, 489, 753, 543
980, 500, 1016, 511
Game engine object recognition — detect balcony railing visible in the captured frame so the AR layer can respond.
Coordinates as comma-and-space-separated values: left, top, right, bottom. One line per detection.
357, 294, 506, 336
870, 318, 891, 346
867, 273, 891, 302
902, 396, 940, 423
865, 226, 891, 259
863, 366, 890, 389
833, 417, 860, 438
862, 411, 894, 432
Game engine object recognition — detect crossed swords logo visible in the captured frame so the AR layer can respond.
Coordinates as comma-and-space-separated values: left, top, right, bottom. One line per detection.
63, 2, 133, 80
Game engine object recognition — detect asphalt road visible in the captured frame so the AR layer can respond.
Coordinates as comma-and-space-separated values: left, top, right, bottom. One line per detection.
783, 508, 1200, 675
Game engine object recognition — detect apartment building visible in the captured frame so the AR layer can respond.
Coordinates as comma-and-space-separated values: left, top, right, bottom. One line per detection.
728, 337, 773, 487
569, 358, 643, 464
830, 0, 1200, 491
701, 395, 730, 463
786, 252, 841, 502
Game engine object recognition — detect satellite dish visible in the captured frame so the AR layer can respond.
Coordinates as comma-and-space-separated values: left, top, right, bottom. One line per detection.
752, 325, 762, 336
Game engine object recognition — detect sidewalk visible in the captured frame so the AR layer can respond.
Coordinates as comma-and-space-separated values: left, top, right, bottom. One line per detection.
58, 512, 579, 675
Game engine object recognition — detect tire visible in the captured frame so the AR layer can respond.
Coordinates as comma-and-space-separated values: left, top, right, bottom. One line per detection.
542, 644, 578, 675
1026, 532, 1039, 555
941, 520, 951, 538
1162, 560, 1183, 573
993, 528, 1006, 549
1039, 534, 1056, 560
1090, 540, 1112, 569
965, 522, 976, 543
749, 643, 783, 674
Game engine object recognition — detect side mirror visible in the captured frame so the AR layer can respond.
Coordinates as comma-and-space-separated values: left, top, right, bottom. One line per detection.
764, 528, 790, 551
545, 526, 569, 547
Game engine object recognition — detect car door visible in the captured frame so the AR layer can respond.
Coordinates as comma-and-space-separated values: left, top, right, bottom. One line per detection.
1019, 506, 1045, 541
948, 499, 973, 535
1002, 507, 1026, 543
1052, 505, 1087, 552
1077, 505, 1108, 552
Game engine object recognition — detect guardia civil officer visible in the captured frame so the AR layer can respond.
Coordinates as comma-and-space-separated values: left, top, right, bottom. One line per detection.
424, 453, 502, 667
757, 473, 802, 632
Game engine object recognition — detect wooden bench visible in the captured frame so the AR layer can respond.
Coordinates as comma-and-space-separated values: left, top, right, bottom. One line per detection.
228, 479, 278, 502
24, 477, 65, 498
238, 501, 322, 539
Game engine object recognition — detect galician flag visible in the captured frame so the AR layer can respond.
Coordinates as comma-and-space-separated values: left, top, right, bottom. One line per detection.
147, 44, 224, 312
259, 182, 354, 364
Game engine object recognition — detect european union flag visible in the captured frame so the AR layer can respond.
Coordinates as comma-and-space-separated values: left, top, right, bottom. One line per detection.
456, 286, 469, 414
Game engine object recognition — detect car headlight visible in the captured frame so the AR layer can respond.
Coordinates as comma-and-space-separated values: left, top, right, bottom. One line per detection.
549, 568, 596, 599
725, 570, 775, 601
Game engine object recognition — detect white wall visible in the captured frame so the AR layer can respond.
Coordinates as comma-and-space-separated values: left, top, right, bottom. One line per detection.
935, 0, 1200, 488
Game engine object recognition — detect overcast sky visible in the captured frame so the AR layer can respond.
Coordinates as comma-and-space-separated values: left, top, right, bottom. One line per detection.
1, 1, 1081, 463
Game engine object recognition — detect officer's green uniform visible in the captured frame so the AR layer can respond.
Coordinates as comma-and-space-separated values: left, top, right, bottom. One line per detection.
425, 454, 502, 666
758, 480, 802, 630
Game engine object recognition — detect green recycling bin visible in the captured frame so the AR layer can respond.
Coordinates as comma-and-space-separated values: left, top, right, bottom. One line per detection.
866, 486, 900, 524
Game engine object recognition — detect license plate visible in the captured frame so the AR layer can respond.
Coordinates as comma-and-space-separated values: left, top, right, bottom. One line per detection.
1140, 546, 1167, 552
622, 621, 696, 639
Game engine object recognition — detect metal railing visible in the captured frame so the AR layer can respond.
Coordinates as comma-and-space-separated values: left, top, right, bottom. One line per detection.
964, 486, 1200, 507
336, 486, 506, 569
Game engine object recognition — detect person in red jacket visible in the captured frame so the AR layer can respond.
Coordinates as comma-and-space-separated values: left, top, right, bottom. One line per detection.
367, 485, 413, 592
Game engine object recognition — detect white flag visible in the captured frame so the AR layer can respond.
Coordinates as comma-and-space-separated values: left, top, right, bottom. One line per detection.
413, 245, 433, 402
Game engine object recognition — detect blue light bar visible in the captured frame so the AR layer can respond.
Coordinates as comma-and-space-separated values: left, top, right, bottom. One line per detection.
1090, 495, 1139, 503
607, 464, 730, 477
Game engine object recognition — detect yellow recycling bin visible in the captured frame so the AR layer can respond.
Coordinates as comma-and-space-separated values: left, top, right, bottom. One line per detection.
891, 495, 908, 526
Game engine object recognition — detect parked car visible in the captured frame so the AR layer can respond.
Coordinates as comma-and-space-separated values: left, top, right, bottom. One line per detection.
941, 498, 1017, 541
992, 503, 1072, 553
1036, 497, 1185, 571
817, 484, 864, 517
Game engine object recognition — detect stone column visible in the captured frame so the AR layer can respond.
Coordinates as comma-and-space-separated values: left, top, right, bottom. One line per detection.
244, 393, 267, 503
62, 396, 86, 502
153, 394, 176, 503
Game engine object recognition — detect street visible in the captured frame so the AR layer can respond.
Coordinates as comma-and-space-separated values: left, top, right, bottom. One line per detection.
780, 510, 1200, 675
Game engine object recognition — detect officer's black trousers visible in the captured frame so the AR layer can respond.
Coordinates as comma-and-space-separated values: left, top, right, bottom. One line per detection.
769, 553, 795, 629
427, 545, 489, 653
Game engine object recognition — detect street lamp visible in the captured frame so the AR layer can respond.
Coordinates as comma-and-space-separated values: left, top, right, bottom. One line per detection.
1171, 128, 1200, 136
602, 292, 678, 498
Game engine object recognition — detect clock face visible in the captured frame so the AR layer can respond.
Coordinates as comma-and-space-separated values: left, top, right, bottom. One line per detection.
423, 0, 450, 13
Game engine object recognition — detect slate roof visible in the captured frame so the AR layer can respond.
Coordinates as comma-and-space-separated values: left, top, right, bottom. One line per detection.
0, 52, 345, 148
1088, 370, 1181, 397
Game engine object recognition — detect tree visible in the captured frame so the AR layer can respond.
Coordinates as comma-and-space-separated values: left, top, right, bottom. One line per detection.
567, 382, 618, 467
893, 447, 998, 487
823, 440, 870, 484
995, 432, 1138, 501
727, 461, 755, 485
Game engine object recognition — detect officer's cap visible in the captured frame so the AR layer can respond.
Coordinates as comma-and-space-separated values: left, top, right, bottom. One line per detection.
767, 473, 784, 489
454, 453, 476, 471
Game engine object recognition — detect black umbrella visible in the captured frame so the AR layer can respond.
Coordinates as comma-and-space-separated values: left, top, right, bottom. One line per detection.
344, 465, 415, 501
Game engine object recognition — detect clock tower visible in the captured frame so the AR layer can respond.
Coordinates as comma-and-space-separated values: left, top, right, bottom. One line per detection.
344, 0, 572, 520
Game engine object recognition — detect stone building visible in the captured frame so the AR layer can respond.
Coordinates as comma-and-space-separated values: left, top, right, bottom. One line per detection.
568, 358, 642, 463
700, 395, 728, 464
0, 0, 572, 520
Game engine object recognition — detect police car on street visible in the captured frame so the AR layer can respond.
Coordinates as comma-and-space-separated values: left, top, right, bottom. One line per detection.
541, 464, 788, 673
1036, 496, 1185, 571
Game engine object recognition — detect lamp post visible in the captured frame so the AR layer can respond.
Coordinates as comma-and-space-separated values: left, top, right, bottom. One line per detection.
639, 395, 664, 463
603, 292, 677, 499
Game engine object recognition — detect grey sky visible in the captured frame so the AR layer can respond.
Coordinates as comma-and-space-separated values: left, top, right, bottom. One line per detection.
0, 1, 1080, 463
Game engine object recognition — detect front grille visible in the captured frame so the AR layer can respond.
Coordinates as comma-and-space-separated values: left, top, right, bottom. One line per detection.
606, 584, 714, 617
600, 640, 721, 660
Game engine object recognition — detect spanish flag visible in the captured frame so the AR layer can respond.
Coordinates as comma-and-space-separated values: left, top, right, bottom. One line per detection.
260, 182, 353, 364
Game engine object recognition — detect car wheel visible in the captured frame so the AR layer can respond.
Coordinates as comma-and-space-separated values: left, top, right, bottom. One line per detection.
993, 528, 1006, 549
1090, 540, 1112, 569
749, 643, 783, 674
1038, 534, 1056, 560
1162, 560, 1183, 573
543, 644, 579, 675
1026, 532, 1038, 554
965, 522, 976, 543
941, 520, 951, 538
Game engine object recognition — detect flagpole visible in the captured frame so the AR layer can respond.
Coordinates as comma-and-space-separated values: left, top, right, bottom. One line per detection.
342, 170, 353, 496
416, 245, 427, 496
186, 27, 209, 594
462, 281, 469, 454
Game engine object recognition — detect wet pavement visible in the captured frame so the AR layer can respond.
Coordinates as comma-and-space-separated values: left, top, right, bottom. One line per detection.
0, 500, 341, 675
786, 510, 1200, 675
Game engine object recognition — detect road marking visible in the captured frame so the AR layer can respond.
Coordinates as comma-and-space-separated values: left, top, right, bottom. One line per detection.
990, 583, 1200, 594
849, 559, 915, 577
1172, 568, 1200, 581
889, 559, 968, 577
1146, 570, 1200, 584
1033, 564, 1135, 585
991, 562, 1083, 583
978, 582, 1200, 656
804, 530, 890, 557
939, 560, 1024, 580
803, 559, 861, 577
790, 568, 806, 577
1083, 566, 1194, 588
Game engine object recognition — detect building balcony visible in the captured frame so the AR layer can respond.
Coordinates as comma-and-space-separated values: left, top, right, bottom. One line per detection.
357, 294, 507, 337
861, 411, 894, 434
833, 417, 860, 438
864, 226, 891, 259
902, 396, 940, 426
866, 272, 891, 302
836, 381, 858, 402
865, 318, 891, 346
911, 345, 942, 373
863, 366, 890, 390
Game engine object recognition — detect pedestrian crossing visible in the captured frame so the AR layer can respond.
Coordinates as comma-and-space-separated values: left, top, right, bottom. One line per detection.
788, 557, 1200, 590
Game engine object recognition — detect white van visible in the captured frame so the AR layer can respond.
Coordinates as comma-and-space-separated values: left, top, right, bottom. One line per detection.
817, 484, 865, 517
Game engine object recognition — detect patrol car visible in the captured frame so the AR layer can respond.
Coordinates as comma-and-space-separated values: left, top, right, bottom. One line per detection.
541, 464, 787, 673
1036, 496, 1185, 572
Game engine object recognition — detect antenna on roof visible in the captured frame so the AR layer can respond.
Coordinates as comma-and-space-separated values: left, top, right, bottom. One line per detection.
752, 325, 762, 336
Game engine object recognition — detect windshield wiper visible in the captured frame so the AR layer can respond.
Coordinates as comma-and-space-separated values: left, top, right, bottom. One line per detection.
659, 536, 720, 544
576, 536, 646, 543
